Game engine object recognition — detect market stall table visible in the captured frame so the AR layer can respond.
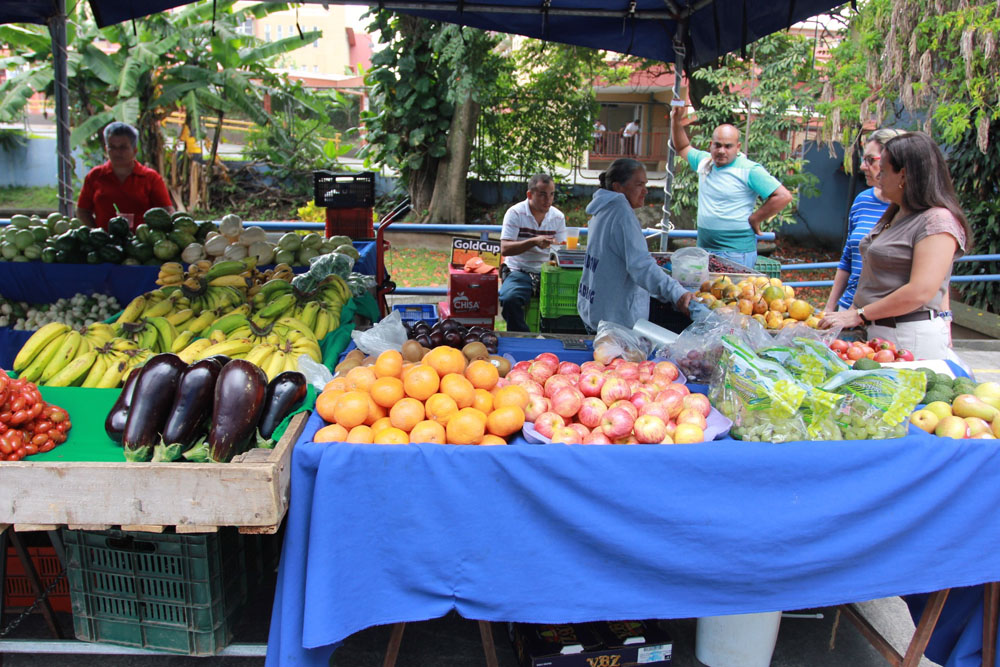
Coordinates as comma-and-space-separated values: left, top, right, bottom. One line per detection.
267, 337, 1000, 667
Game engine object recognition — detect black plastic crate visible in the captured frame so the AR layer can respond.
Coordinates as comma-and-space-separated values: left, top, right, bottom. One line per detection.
63, 528, 248, 656
314, 171, 375, 209
540, 315, 588, 334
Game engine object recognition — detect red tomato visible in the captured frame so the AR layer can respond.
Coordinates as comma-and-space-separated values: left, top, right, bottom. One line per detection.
846, 346, 866, 361
830, 339, 849, 353
0, 430, 24, 455
38, 440, 55, 453
873, 349, 897, 363
46, 406, 69, 423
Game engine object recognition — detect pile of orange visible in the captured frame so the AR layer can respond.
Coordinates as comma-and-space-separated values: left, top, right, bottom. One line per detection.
313, 346, 527, 445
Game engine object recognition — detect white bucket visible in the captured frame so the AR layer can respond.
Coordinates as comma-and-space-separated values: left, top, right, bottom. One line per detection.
695, 611, 782, 667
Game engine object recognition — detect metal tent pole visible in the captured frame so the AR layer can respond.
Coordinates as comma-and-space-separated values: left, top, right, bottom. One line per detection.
659, 26, 687, 252
48, 0, 73, 217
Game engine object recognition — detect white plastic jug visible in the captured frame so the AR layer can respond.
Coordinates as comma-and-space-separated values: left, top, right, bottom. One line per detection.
695, 611, 782, 667
670, 247, 710, 289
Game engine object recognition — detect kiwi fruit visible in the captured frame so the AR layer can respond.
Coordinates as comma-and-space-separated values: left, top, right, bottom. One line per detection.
335, 358, 361, 375
462, 341, 489, 360
401, 339, 424, 362
488, 354, 511, 377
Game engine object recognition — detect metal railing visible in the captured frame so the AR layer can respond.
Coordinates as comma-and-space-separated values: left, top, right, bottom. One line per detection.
591, 131, 669, 162
1, 219, 996, 295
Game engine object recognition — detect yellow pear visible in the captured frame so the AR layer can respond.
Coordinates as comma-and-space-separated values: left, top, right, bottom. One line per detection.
769, 298, 787, 314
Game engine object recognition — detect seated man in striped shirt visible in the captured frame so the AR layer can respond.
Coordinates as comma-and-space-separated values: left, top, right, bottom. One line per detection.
498, 174, 567, 332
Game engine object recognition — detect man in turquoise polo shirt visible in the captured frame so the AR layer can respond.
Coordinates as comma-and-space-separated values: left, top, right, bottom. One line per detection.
670, 105, 792, 270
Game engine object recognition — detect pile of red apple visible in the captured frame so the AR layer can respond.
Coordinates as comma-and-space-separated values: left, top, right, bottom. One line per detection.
829, 337, 915, 363
495, 352, 712, 445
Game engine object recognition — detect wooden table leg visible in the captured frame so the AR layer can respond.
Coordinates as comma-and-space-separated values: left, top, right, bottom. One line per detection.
902, 589, 949, 667
382, 622, 406, 667
840, 603, 903, 666
478, 620, 500, 667
984, 582, 999, 667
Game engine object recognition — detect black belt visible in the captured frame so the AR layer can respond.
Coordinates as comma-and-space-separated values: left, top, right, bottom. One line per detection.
870, 311, 938, 328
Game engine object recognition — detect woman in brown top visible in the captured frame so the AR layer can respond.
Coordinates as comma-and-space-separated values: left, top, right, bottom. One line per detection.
819, 132, 973, 360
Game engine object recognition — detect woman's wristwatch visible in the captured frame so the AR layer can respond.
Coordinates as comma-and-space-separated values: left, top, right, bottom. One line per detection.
857, 307, 870, 325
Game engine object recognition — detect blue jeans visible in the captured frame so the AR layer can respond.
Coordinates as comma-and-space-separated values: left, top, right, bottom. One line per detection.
712, 250, 757, 272
498, 270, 534, 332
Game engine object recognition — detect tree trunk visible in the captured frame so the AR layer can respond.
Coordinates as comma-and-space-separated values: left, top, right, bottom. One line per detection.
424, 93, 480, 224
408, 160, 438, 217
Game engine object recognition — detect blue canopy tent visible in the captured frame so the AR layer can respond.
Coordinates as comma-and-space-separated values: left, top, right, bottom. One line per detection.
73, 0, 848, 247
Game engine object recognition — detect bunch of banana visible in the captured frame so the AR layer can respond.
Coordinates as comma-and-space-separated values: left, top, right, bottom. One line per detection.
11, 323, 145, 388
166, 282, 245, 314
77, 339, 152, 388
155, 262, 186, 287
242, 341, 307, 381
114, 316, 178, 354
250, 279, 295, 315
248, 263, 295, 297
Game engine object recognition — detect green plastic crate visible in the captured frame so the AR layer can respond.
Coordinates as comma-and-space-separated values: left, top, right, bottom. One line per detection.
63, 528, 248, 656
525, 297, 541, 333
754, 256, 781, 279
540, 266, 583, 319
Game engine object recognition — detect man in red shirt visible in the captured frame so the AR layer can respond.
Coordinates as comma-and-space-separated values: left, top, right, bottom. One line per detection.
76, 122, 174, 230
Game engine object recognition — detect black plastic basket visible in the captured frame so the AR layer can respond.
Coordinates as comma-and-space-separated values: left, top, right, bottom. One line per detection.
313, 171, 375, 208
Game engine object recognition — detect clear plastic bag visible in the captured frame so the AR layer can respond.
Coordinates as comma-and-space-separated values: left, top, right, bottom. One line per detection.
711, 335, 844, 441
296, 354, 334, 391
346, 272, 376, 297
768, 320, 843, 348
291, 251, 356, 293
671, 247, 710, 289
820, 368, 926, 440
593, 320, 653, 364
710, 335, 809, 442
757, 337, 850, 387
350, 309, 408, 357
668, 308, 771, 383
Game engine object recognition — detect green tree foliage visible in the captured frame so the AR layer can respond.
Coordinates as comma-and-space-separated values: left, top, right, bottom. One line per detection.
949, 120, 1000, 314
821, 0, 1000, 312
0, 1, 325, 199
670, 31, 820, 229
473, 41, 625, 181
361, 11, 506, 213
819, 0, 1000, 151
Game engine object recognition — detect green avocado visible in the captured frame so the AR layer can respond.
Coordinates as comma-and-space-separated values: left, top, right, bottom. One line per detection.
852, 358, 882, 371
934, 372, 954, 386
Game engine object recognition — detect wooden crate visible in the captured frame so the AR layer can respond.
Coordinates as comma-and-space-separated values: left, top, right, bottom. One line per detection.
0, 412, 308, 535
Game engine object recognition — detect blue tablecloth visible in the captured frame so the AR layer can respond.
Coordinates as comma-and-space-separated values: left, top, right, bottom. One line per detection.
267, 338, 1000, 667
268, 415, 1000, 667
0, 328, 33, 370
352, 241, 377, 277
0, 262, 161, 303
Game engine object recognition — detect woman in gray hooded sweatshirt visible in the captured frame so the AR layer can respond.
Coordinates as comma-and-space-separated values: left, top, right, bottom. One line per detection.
577, 158, 694, 331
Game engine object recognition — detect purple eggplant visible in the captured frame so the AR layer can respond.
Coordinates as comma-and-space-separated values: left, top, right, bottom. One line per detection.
104, 366, 142, 444
257, 371, 308, 446
185, 360, 267, 463
152, 358, 222, 462
122, 353, 187, 462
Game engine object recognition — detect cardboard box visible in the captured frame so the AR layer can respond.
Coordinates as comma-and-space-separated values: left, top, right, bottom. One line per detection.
448, 264, 498, 317
451, 237, 501, 268
437, 301, 494, 330
511, 620, 672, 667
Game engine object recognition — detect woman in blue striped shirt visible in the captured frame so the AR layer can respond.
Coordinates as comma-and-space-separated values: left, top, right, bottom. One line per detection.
823, 128, 906, 312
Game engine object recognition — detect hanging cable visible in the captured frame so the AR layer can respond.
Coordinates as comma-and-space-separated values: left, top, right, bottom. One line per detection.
540, 0, 551, 37
296, 6, 304, 39
659, 29, 688, 248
